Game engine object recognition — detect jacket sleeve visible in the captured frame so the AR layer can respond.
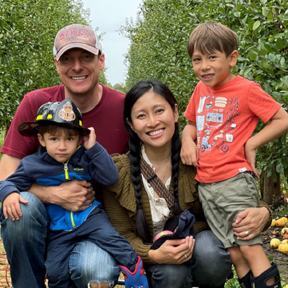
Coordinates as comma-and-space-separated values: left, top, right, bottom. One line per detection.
86, 142, 118, 185
0, 161, 33, 202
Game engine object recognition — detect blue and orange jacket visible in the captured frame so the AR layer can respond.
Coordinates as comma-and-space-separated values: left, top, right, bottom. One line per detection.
0, 143, 118, 231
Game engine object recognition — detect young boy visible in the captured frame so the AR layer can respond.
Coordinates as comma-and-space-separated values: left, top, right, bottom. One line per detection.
181, 21, 288, 288
0, 98, 149, 288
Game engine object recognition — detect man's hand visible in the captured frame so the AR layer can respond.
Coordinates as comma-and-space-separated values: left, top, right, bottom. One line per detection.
3, 192, 29, 220
232, 207, 269, 240
31, 180, 95, 211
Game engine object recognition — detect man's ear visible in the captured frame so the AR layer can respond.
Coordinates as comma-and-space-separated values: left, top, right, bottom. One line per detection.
229, 50, 238, 67
126, 118, 135, 132
37, 134, 46, 147
99, 53, 105, 70
54, 58, 60, 75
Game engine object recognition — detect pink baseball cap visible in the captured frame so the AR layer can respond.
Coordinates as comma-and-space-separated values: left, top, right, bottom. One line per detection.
53, 24, 102, 61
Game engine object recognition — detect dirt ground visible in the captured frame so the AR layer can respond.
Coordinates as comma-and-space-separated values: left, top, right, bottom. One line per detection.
262, 226, 288, 284
0, 227, 287, 288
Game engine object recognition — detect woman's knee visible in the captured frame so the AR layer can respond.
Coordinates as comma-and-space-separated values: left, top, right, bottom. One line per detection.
149, 264, 191, 288
192, 230, 232, 287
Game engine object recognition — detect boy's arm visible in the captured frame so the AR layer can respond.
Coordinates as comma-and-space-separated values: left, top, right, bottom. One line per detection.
180, 121, 198, 166
84, 127, 118, 185
245, 107, 288, 177
86, 142, 119, 185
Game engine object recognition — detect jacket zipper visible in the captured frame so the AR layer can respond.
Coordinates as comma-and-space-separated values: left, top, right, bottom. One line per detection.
63, 159, 76, 229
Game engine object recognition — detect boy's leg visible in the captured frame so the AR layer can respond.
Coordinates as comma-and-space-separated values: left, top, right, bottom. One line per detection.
251, 262, 281, 288
45, 230, 76, 288
76, 207, 148, 287
240, 245, 279, 286
77, 207, 138, 268
228, 246, 250, 279
191, 230, 232, 288
0, 192, 47, 288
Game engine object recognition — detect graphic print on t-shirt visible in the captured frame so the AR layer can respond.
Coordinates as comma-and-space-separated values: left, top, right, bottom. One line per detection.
196, 95, 240, 153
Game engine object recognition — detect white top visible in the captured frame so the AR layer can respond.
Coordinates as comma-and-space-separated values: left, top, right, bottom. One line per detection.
141, 145, 171, 238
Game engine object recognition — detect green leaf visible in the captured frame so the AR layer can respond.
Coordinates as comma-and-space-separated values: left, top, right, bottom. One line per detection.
253, 20, 261, 30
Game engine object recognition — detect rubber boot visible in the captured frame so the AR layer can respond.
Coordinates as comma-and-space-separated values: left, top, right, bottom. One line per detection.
251, 263, 281, 288
239, 270, 252, 288
119, 256, 149, 288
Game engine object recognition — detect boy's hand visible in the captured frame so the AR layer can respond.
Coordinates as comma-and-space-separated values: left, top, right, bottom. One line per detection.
181, 139, 198, 167
181, 122, 198, 166
244, 140, 260, 178
83, 127, 96, 150
2, 192, 29, 221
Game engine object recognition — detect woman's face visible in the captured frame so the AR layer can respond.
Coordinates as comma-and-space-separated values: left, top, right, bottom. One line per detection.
128, 90, 178, 149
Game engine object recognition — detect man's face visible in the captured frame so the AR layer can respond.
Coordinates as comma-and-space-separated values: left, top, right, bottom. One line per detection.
55, 48, 105, 96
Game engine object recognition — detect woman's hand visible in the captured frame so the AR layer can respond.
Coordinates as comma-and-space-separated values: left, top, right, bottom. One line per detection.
148, 236, 195, 264
232, 207, 270, 240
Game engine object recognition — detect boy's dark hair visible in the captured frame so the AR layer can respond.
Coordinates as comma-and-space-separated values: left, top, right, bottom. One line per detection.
124, 79, 182, 243
187, 21, 238, 58
36, 125, 81, 137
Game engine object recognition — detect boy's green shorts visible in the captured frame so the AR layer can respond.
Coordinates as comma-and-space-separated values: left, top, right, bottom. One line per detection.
198, 172, 262, 248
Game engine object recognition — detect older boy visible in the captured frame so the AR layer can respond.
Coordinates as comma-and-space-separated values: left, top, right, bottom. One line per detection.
0, 99, 149, 288
181, 21, 288, 288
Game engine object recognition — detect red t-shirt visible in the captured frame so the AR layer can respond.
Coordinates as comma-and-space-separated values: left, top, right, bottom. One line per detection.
1, 84, 129, 158
184, 76, 281, 183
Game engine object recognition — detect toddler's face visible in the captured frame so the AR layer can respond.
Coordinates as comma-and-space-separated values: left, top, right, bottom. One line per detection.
191, 48, 238, 87
38, 131, 81, 163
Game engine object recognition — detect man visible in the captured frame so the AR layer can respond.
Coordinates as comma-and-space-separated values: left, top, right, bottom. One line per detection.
0, 24, 129, 288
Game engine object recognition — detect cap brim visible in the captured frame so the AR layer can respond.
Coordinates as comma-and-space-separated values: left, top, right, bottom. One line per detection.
55, 43, 100, 61
18, 121, 91, 137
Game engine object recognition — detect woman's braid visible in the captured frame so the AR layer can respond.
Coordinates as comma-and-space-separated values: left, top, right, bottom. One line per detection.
128, 134, 151, 242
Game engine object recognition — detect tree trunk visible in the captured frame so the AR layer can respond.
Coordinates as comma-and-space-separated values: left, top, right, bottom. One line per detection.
262, 168, 281, 205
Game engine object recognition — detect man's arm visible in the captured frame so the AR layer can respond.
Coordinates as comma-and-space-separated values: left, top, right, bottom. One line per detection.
0, 154, 95, 211
0, 154, 21, 181
29, 182, 95, 211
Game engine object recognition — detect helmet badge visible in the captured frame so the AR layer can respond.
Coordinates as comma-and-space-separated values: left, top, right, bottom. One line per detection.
59, 101, 76, 122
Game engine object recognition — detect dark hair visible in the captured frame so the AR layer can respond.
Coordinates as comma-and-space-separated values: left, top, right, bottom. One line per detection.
124, 79, 182, 242
187, 21, 238, 58
36, 125, 81, 137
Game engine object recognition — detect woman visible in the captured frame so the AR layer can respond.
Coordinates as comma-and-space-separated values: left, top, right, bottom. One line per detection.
103, 80, 271, 288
